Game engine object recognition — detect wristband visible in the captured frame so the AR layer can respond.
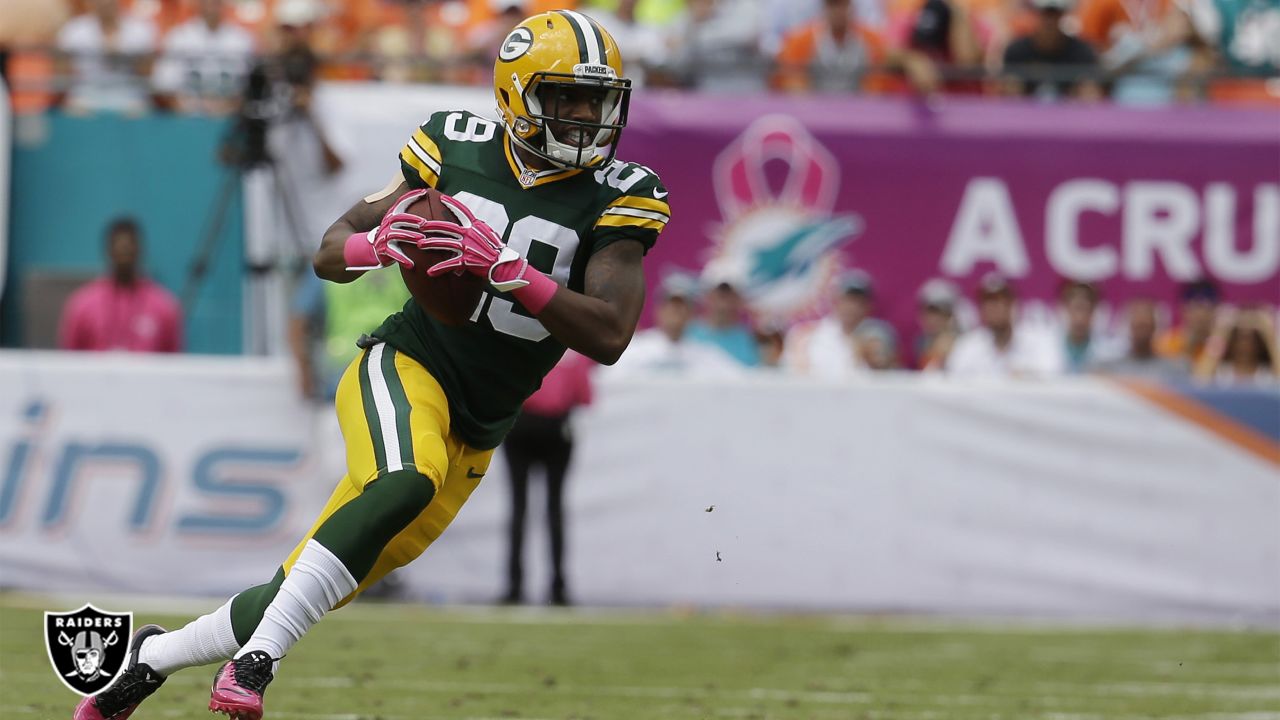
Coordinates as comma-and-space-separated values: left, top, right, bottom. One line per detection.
343, 230, 382, 270
511, 271, 559, 315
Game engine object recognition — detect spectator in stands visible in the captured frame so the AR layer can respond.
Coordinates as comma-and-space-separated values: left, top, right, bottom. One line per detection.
762, 0, 886, 57
913, 278, 960, 370
857, 321, 900, 369
784, 269, 899, 378
151, 0, 255, 114
1059, 280, 1121, 373
500, 350, 593, 606
607, 272, 744, 377
1078, 0, 1206, 103
56, 0, 157, 113
687, 272, 760, 366
1157, 279, 1220, 364
58, 217, 183, 353
899, 0, 985, 91
773, 0, 940, 94
1000, 0, 1103, 100
1092, 298, 1189, 381
1193, 307, 1279, 385
664, 0, 767, 92
946, 273, 1065, 378
588, 0, 667, 86
755, 324, 787, 368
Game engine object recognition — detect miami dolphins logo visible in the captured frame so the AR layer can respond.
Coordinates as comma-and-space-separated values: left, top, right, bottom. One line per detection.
706, 115, 861, 325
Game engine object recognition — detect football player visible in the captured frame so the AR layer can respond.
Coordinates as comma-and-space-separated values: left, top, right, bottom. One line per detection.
73, 10, 669, 720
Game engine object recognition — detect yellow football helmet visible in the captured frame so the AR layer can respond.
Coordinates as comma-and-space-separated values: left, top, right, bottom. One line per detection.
494, 10, 631, 170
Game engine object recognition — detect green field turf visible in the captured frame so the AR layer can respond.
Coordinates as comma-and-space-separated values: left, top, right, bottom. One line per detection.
1, 595, 1276, 720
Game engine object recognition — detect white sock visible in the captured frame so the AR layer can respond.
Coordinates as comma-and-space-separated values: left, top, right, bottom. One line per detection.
235, 540, 357, 663
138, 597, 240, 676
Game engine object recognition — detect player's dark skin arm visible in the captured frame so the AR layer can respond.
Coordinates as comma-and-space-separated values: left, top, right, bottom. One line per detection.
535, 239, 646, 366
313, 180, 411, 283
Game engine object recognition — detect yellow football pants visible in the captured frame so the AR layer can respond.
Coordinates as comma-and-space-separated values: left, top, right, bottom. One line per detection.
281, 342, 492, 607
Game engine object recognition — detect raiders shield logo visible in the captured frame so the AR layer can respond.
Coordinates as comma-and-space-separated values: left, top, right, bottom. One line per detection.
44, 604, 133, 696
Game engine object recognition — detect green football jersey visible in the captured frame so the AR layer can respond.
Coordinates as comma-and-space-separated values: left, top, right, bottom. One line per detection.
369, 109, 671, 450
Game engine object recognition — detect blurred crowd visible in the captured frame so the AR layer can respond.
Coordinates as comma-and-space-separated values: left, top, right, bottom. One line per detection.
0, 0, 1277, 114
46, 214, 1280, 390
607, 268, 1280, 386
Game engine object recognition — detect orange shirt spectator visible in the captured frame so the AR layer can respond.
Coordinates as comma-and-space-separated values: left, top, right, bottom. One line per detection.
0, 0, 71, 113
1156, 280, 1221, 364
774, 0, 892, 93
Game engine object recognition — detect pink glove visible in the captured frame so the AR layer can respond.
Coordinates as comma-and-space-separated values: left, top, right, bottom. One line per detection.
417, 193, 559, 313
343, 190, 459, 271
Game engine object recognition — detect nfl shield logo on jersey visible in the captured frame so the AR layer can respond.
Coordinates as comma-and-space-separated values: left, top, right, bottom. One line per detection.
44, 604, 133, 696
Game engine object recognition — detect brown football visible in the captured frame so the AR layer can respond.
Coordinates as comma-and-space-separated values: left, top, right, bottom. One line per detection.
397, 188, 485, 327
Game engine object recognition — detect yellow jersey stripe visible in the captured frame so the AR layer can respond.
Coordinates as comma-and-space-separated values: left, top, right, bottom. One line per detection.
407, 138, 441, 175
595, 214, 666, 231
603, 206, 670, 223
412, 129, 443, 168
607, 195, 671, 216
400, 146, 439, 187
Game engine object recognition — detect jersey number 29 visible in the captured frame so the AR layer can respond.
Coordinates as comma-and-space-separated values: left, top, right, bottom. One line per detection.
450, 191, 578, 342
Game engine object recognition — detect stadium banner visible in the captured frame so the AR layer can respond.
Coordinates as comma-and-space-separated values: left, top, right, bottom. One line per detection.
310, 85, 1279, 343
1, 351, 1276, 623
0, 352, 333, 597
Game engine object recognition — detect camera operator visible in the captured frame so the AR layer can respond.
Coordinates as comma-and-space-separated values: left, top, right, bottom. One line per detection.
217, 0, 342, 176
216, 0, 346, 356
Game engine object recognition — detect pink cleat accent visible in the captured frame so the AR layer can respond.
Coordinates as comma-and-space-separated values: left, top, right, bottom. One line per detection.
208, 651, 276, 720
72, 625, 167, 720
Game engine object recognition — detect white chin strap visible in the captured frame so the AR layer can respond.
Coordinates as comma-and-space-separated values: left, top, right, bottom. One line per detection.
544, 125, 603, 167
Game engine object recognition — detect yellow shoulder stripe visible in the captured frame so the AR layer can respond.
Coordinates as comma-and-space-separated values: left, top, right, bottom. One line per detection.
607, 195, 671, 216
412, 129, 443, 167
400, 146, 439, 187
595, 215, 666, 231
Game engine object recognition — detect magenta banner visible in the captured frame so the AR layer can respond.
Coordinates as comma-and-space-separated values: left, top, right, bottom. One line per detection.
620, 95, 1279, 334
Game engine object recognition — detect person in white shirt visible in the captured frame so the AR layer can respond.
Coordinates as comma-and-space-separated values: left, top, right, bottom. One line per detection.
56, 0, 157, 114
152, 0, 255, 114
607, 272, 744, 379
946, 273, 1066, 378
783, 269, 898, 379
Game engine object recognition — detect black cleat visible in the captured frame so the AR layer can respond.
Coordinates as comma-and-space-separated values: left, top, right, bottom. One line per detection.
72, 624, 167, 720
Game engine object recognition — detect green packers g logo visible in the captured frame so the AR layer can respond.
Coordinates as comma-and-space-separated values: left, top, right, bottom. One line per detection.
499, 28, 533, 62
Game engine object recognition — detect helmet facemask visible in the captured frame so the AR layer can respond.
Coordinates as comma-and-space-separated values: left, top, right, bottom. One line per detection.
514, 71, 631, 170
